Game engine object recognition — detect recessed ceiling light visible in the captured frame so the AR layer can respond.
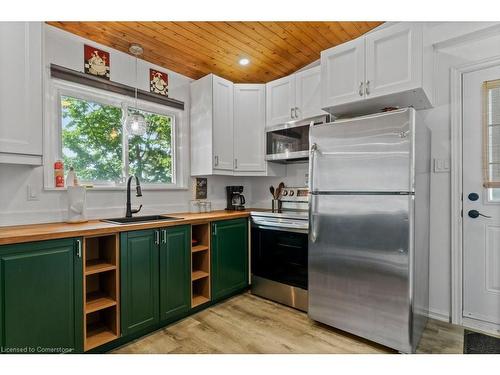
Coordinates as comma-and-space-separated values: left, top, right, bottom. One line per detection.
239, 58, 250, 66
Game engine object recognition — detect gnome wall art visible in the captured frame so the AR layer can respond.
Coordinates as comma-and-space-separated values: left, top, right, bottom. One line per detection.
150, 69, 168, 96
84, 45, 110, 79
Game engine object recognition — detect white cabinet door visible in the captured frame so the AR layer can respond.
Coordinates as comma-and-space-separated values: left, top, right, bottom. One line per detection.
212, 75, 234, 171
266, 74, 295, 127
233, 84, 266, 172
365, 23, 423, 99
0, 22, 42, 162
295, 66, 323, 120
321, 37, 365, 109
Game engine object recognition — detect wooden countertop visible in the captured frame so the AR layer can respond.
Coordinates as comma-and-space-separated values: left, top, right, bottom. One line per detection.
0, 210, 255, 246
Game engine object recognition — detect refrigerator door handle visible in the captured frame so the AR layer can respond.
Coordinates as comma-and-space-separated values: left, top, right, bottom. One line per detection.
309, 143, 319, 243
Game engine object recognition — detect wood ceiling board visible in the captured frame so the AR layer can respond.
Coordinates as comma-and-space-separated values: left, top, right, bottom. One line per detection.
46, 21, 383, 83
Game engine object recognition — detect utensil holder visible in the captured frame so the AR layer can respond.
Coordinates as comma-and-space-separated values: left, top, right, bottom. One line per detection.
271, 199, 282, 213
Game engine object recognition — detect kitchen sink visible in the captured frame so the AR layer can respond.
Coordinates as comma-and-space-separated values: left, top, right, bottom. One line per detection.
101, 215, 182, 225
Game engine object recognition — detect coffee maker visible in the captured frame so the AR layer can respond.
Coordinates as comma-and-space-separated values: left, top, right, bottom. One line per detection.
226, 186, 246, 211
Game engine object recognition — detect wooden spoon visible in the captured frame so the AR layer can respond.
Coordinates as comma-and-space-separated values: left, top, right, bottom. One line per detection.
269, 186, 275, 199
276, 182, 285, 199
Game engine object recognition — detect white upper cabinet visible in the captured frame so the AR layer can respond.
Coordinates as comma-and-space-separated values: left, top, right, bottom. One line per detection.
321, 38, 365, 108
364, 23, 423, 99
234, 84, 266, 172
266, 66, 324, 127
0, 22, 43, 165
191, 74, 284, 176
294, 66, 323, 121
190, 74, 234, 176
212, 75, 234, 171
321, 23, 433, 116
266, 74, 296, 127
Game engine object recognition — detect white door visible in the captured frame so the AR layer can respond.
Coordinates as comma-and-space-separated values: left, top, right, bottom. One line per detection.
212, 75, 234, 171
266, 74, 295, 127
320, 37, 365, 109
364, 23, 422, 99
295, 66, 323, 120
0, 22, 42, 159
233, 84, 266, 172
463, 65, 500, 327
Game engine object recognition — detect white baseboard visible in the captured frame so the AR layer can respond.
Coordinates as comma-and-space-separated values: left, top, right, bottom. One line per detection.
428, 308, 450, 322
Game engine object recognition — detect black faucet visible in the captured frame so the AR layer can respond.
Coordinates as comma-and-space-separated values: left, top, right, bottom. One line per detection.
125, 175, 143, 218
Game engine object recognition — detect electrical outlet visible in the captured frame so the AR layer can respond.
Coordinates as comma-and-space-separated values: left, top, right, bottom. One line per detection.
27, 184, 39, 201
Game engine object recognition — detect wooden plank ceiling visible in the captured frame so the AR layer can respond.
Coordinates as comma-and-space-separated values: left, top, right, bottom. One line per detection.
47, 22, 383, 83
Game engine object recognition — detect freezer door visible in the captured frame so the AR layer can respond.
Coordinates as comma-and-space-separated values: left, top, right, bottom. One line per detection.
309, 109, 414, 193
308, 193, 413, 352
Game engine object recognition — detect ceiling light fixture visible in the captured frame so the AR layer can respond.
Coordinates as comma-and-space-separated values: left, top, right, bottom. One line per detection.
125, 44, 147, 137
239, 58, 250, 66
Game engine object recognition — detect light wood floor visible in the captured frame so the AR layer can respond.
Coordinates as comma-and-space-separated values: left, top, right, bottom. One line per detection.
113, 293, 465, 354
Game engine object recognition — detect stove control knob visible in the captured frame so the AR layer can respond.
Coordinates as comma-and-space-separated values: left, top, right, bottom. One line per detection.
282, 190, 288, 196
289, 190, 295, 196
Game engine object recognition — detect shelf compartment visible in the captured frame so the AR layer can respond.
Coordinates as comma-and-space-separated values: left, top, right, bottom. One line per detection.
85, 306, 119, 351
192, 277, 210, 307
85, 270, 117, 313
84, 234, 118, 274
192, 244, 209, 253
191, 223, 209, 249
192, 294, 210, 308
192, 270, 209, 281
86, 291, 117, 314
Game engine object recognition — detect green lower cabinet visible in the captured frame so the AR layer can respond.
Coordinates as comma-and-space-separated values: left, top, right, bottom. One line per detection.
0, 238, 83, 354
121, 225, 191, 338
120, 230, 159, 336
159, 225, 191, 322
211, 218, 249, 301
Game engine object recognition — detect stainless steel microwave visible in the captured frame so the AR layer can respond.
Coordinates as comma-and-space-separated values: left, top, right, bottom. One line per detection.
265, 115, 330, 163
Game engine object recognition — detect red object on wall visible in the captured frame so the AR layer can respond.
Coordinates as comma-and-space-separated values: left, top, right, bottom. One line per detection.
84, 45, 110, 79
150, 69, 168, 96
54, 160, 65, 188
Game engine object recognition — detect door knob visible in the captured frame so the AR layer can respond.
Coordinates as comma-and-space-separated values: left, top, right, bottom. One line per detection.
468, 210, 492, 219
468, 193, 479, 201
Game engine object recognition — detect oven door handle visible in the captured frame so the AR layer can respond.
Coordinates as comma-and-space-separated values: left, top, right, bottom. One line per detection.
252, 224, 308, 234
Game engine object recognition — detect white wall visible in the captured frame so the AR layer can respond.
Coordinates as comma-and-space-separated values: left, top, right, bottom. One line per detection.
0, 24, 249, 226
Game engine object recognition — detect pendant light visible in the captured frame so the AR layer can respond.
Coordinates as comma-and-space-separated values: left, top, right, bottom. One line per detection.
125, 44, 147, 136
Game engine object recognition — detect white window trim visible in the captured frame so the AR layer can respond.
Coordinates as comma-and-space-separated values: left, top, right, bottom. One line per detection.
43, 77, 188, 191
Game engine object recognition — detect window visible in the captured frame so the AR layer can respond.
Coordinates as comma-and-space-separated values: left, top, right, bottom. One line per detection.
56, 88, 176, 188
483, 79, 500, 201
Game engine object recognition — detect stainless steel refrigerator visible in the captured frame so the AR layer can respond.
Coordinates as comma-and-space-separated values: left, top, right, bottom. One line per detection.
308, 108, 430, 353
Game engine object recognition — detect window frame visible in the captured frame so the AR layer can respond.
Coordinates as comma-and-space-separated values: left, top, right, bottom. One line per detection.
44, 78, 186, 191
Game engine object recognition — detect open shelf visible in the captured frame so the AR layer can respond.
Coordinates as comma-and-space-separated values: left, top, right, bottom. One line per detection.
83, 234, 120, 351
86, 291, 117, 314
192, 277, 210, 308
191, 223, 211, 307
192, 244, 209, 253
192, 294, 210, 308
85, 306, 119, 351
192, 270, 209, 281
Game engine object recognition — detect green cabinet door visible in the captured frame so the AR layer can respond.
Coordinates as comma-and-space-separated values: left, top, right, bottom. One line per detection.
0, 238, 83, 354
120, 230, 159, 336
211, 218, 249, 301
159, 225, 190, 322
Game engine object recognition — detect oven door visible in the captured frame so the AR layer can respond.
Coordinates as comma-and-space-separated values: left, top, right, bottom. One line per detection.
251, 224, 308, 290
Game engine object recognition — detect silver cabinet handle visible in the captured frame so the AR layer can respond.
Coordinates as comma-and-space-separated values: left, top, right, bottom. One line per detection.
358, 81, 364, 96
155, 230, 160, 245
365, 80, 370, 95
76, 239, 82, 258
290, 107, 294, 119
161, 229, 167, 244
214, 155, 219, 166
234, 158, 238, 169
295, 107, 299, 119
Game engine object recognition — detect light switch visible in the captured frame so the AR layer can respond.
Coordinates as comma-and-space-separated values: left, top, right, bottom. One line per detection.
433, 158, 450, 173
27, 184, 39, 201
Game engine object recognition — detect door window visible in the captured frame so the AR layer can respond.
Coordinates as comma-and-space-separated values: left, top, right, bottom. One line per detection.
483, 79, 500, 201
